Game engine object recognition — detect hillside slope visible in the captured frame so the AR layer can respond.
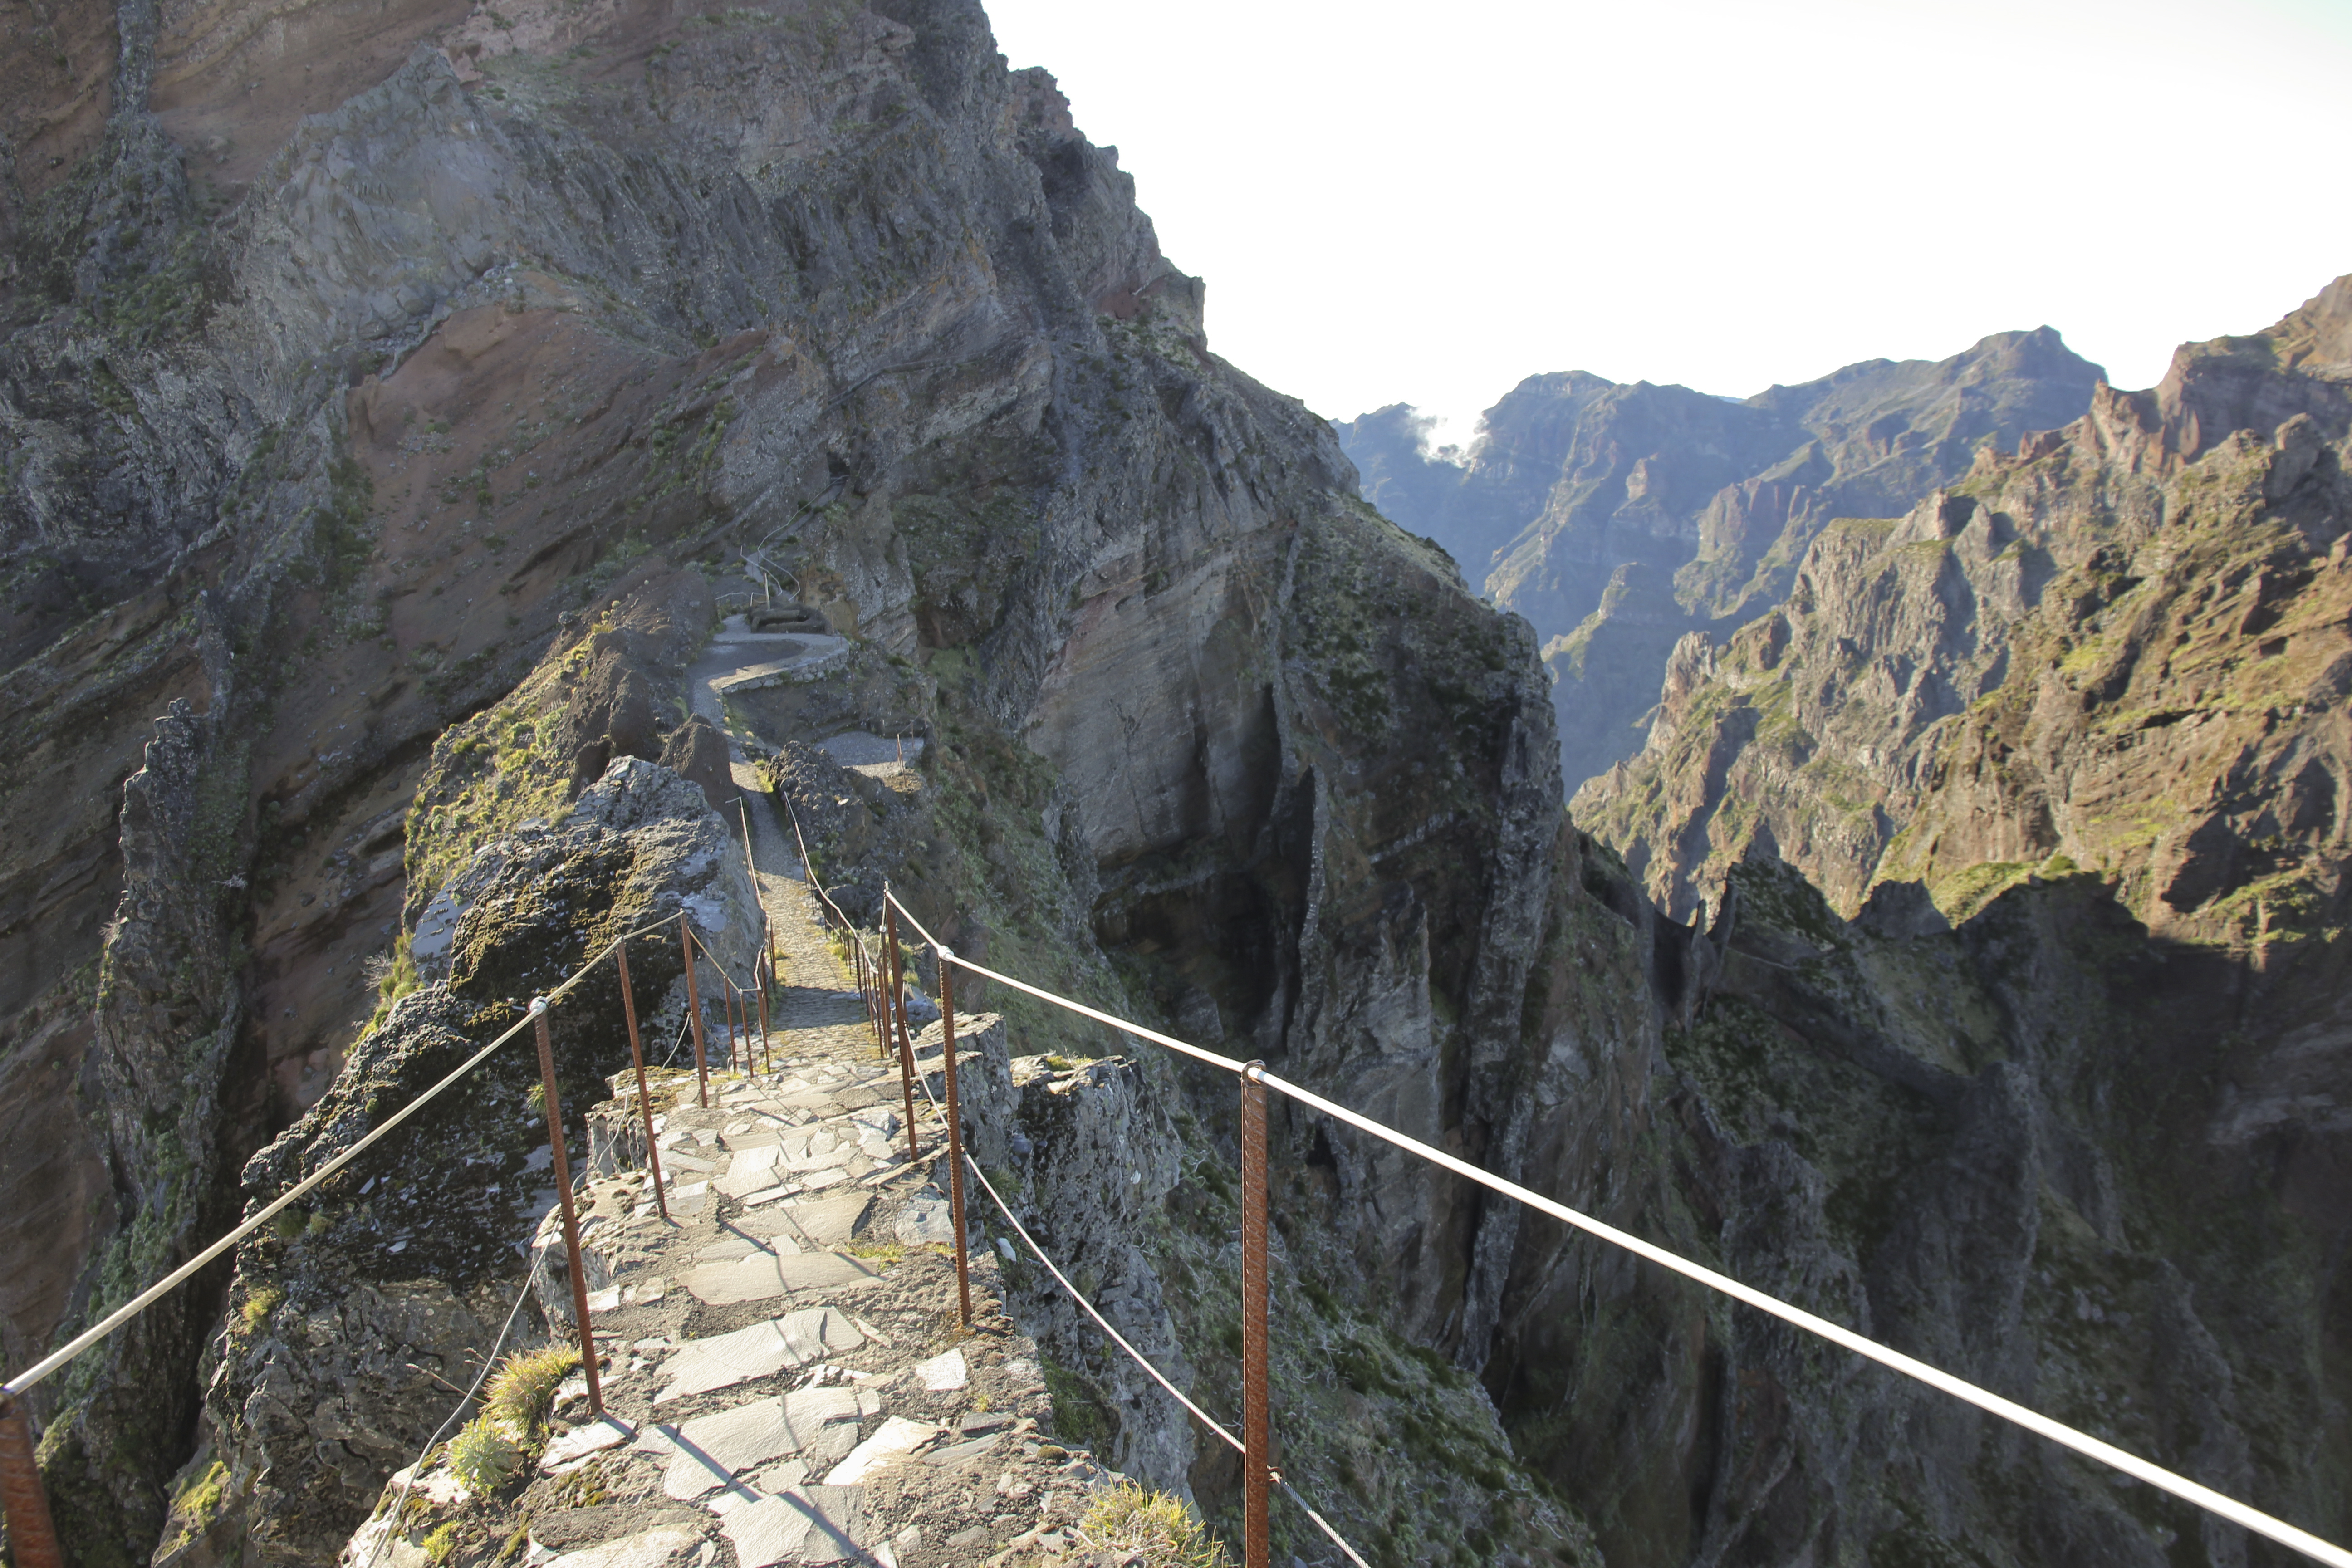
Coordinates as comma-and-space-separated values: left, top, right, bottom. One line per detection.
0, 1, 1599, 1562
1576, 275, 2352, 940
1337, 331, 2105, 790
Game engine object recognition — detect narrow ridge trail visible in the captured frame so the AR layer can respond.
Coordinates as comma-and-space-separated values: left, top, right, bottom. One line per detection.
344, 630, 1145, 1568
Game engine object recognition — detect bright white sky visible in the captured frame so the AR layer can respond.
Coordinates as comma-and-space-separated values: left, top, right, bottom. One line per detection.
984, 0, 2352, 446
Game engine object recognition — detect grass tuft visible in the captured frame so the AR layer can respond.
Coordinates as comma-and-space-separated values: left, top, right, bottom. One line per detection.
239, 1284, 284, 1334
1076, 1480, 1234, 1567
483, 1343, 580, 1431
445, 1416, 523, 1493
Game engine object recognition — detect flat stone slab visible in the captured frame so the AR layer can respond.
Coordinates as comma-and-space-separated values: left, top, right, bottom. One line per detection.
912, 1349, 966, 1392
740, 1196, 868, 1247
544, 1524, 704, 1568
651, 1388, 867, 1499
823, 1416, 941, 1486
892, 1195, 955, 1246
714, 1158, 784, 1199
540, 1415, 635, 1472
720, 1486, 868, 1568
645, 1181, 710, 1220
655, 1310, 865, 1402
700, 1232, 801, 1261
780, 1134, 849, 1171
684, 1252, 882, 1306
587, 1278, 666, 1314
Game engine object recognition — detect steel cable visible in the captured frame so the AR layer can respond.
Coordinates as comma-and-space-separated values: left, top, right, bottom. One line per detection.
882, 892, 2352, 1568
887, 901, 1373, 1567
4, 912, 683, 1396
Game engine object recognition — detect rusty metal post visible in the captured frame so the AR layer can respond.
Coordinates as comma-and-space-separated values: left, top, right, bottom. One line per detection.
853, 943, 872, 1047
736, 802, 767, 1007
940, 956, 972, 1325
532, 1003, 604, 1417
755, 980, 772, 1078
884, 902, 921, 1163
863, 942, 887, 1059
0, 1392, 63, 1568
680, 912, 709, 1109
1239, 1063, 1271, 1568
767, 916, 779, 1003
615, 943, 668, 1223
725, 980, 740, 1075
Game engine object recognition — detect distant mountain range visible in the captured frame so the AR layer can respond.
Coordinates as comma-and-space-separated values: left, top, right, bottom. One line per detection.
1337, 329, 2107, 789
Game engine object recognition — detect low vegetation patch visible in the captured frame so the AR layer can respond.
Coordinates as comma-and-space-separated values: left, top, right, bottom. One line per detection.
1075, 1480, 1234, 1568
483, 1343, 579, 1432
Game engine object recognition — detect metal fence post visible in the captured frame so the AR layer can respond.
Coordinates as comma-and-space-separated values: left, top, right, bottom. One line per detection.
725, 982, 740, 1075
884, 901, 921, 1163
857, 942, 881, 1056
532, 1001, 603, 1417
679, 912, 709, 1109
1240, 1062, 1271, 1568
940, 954, 972, 1325
754, 980, 772, 1078
0, 1392, 62, 1568
615, 942, 668, 1223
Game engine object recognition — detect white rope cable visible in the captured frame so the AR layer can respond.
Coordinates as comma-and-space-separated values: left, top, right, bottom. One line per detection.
890, 917, 1373, 1568
885, 890, 2352, 1568
1249, 1067, 2352, 1568
960, 1156, 1240, 1453
359, 1242, 549, 1568
4, 912, 684, 1396
883, 893, 1247, 1077
959, 1149, 1370, 1566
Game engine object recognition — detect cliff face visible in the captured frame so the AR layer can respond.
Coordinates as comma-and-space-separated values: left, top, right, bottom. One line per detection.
1576, 277, 2352, 940
9, 1, 2347, 1565
0, 0, 1605, 1560
1533, 278, 2352, 1565
1337, 332, 2106, 792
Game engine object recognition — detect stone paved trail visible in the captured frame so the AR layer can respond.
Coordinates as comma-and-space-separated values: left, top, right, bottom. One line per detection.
683, 616, 923, 1034
345, 1020, 1140, 1568
341, 633, 1151, 1568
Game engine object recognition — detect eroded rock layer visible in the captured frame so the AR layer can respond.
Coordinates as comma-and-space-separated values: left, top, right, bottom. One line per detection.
6, 0, 2347, 1561
1337, 330, 2106, 791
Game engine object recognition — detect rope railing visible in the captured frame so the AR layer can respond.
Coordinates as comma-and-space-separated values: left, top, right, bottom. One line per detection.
3, 910, 679, 1401
0, 904, 750, 1568
689, 928, 771, 1075
879, 889, 2352, 1568
885, 953, 1370, 1567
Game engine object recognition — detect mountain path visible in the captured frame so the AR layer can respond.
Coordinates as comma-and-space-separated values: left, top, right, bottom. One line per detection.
349, 629, 1127, 1568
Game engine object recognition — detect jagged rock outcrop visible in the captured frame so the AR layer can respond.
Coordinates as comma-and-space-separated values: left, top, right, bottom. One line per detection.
10, 0, 2347, 1561
209, 755, 759, 1563
1337, 329, 2106, 790
1577, 275, 2352, 941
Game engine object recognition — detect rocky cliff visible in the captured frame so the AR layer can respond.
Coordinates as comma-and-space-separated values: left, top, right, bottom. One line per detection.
1539, 276, 2352, 1564
1576, 276, 2352, 938
5, 0, 2347, 1563
1337, 331, 2106, 791
0, 0, 1606, 1560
